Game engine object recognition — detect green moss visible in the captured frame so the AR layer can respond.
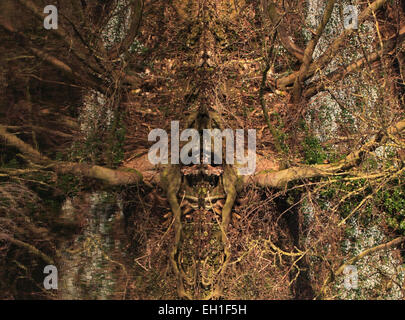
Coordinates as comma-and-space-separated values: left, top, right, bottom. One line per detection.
57, 174, 81, 197
377, 181, 405, 234
302, 135, 327, 164
70, 111, 126, 168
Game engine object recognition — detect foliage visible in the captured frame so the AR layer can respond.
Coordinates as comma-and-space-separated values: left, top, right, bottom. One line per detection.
302, 135, 327, 164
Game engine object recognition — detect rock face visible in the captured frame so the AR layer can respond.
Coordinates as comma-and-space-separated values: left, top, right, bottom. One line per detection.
303, 0, 405, 300
58, 192, 126, 299
57, 2, 132, 299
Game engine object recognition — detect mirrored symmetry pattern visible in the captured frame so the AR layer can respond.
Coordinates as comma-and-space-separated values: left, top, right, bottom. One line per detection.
0, 0, 404, 300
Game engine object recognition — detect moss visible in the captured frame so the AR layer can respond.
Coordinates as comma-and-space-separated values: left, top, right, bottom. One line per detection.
377, 181, 405, 234
270, 112, 290, 154
57, 174, 81, 198
302, 135, 327, 164
70, 110, 126, 168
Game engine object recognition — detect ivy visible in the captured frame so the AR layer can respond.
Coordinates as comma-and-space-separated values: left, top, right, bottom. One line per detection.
302, 135, 327, 164
377, 182, 405, 234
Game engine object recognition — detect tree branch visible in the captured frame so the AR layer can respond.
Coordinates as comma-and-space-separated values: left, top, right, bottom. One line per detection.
0, 232, 54, 265
275, 0, 388, 90
0, 125, 147, 186
15, 0, 104, 77
0, 17, 104, 92
303, 24, 405, 98
110, 0, 144, 58
0, 125, 45, 162
53, 162, 143, 186
292, 0, 336, 103
263, 0, 304, 61
317, 236, 405, 299
247, 120, 405, 188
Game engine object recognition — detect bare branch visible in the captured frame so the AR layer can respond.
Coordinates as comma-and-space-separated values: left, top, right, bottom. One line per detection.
247, 120, 405, 188
304, 25, 405, 98
317, 236, 405, 299
0, 125, 148, 186
0, 232, 54, 265
262, 0, 304, 61
276, 0, 389, 90
292, 0, 336, 103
